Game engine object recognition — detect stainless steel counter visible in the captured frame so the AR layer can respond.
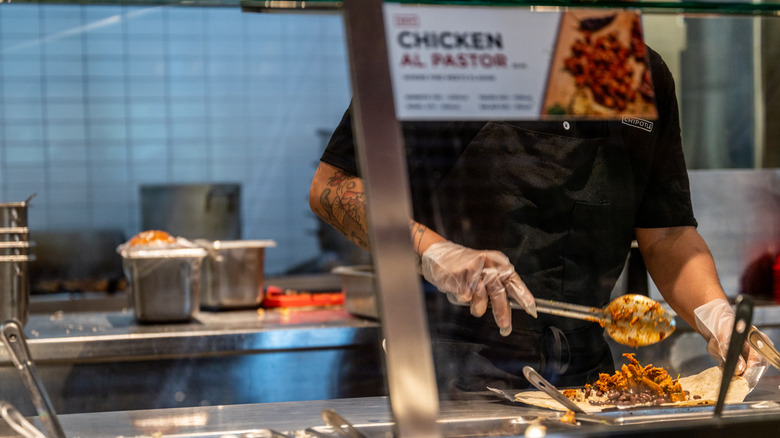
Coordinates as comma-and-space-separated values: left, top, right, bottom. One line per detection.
1, 306, 385, 416
11, 306, 379, 364
7, 298, 780, 424
4, 378, 780, 438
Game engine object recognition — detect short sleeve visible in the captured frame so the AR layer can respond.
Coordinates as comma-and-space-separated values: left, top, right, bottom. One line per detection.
632, 49, 698, 229
320, 104, 360, 176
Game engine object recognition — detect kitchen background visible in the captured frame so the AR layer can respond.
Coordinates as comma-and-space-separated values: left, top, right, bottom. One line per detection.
0, 3, 777, 294
0, 3, 352, 278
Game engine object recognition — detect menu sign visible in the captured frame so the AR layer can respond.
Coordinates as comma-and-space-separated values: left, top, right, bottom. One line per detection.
383, 3, 658, 121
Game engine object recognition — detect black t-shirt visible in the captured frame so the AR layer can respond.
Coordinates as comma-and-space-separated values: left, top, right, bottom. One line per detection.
322, 47, 695, 231
320, 47, 697, 393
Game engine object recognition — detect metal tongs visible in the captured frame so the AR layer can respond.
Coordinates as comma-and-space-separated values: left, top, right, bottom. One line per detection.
746, 325, 780, 372
0, 320, 66, 438
321, 409, 367, 438
715, 295, 753, 417
0, 401, 46, 438
521, 367, 616, 425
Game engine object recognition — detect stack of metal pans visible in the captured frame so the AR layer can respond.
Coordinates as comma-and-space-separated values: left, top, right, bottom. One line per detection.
0, 195, 36, 326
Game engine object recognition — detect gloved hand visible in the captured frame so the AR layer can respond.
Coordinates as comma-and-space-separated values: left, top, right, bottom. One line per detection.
421, 240, 537, 336
694, 298, 769, 387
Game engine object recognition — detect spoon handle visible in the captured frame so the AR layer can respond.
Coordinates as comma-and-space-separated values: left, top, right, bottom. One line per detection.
534, 299, 607, 324
747, 326, 780, 371
446, 293, 608, 323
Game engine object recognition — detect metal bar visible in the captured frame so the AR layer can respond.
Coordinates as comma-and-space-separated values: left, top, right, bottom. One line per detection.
0, 310, 379, 364
240, 0, 343, 13
1, 321, 66, 438
341, 0, 440, 437
533, 299, 603, 314
534, 305, 606, 323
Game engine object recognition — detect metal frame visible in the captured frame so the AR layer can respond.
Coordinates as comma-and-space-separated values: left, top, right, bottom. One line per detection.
341, 0, 441, 436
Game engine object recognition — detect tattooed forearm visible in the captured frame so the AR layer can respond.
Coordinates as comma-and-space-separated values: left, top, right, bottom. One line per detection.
315, 169, 370, 251
410, 221, 429, 255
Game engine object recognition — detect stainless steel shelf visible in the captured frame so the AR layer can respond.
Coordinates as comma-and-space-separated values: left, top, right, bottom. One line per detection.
10, 307, 380, 364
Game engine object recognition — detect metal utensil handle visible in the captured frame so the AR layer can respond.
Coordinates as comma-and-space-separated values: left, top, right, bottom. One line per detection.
1, 321, 66, 438
534, 299, 603, 315
0, 401, 46, 438
321, 409, 367, 438
714, 295, 753, 417
447, 294, 608, 324
535, 302, 607, 324
747, 326, 780, 371
522, 366, 584, 413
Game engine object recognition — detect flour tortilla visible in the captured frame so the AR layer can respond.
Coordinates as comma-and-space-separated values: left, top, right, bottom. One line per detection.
514, 366, 750, 413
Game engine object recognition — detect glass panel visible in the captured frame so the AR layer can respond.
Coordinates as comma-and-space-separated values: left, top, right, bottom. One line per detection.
0, 3, 380, 421
1, 0, 778, 435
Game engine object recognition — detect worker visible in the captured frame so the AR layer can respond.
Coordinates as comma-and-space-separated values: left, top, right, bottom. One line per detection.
309, 43, 768, 398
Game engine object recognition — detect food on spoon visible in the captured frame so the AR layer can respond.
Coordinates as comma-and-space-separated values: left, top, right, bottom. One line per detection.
128, 230, 177, 247
515, 353, 750, 412
603, 294, 676, 347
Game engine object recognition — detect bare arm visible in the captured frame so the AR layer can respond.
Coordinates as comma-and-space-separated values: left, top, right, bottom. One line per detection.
635, 226, 727, 329
309, 161, 445, 256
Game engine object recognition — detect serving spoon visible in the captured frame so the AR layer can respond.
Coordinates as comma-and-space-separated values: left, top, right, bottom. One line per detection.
533, 294, 676, 347
449, 293, 676, 347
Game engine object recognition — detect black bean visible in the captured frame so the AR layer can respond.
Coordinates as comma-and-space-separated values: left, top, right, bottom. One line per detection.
607, 390, 620, 400
693, 395, 701, 400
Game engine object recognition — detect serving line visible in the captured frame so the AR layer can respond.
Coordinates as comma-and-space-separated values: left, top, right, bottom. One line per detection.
0, 308, 380, 364
2, 389, 780, 438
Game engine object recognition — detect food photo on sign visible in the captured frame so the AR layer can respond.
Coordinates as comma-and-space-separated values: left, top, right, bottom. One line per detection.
542, 10, 659, 119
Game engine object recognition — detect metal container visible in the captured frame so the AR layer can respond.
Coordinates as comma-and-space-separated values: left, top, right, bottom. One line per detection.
0, 241, 33, 257
0, 194, 34, 230
0, 255, 34, 327
122, 248, 207, 323
0, 227, 29, 243
140, 184, 241, 241
198, 240, 276, 310
332, 265, 378, 319
0, 203, 28, 230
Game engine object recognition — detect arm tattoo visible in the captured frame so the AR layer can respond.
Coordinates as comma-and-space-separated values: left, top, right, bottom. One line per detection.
318, 170, 370, 250
409, 221, 428, 255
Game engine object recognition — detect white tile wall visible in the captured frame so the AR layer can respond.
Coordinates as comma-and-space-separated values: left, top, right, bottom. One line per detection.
0, 4, 352, 275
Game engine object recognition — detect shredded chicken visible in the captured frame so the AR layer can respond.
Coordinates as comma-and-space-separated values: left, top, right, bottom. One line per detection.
566, 353, 688, 406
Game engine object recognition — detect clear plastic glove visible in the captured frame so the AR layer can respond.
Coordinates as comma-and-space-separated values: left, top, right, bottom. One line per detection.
421, 240, 536, 336
694, 298, 769, 388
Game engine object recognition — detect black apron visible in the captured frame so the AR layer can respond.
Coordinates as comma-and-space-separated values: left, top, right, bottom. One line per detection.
422, 121, 637, 398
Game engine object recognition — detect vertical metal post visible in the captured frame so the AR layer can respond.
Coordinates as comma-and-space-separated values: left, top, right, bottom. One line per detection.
341, 0, 440, 437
